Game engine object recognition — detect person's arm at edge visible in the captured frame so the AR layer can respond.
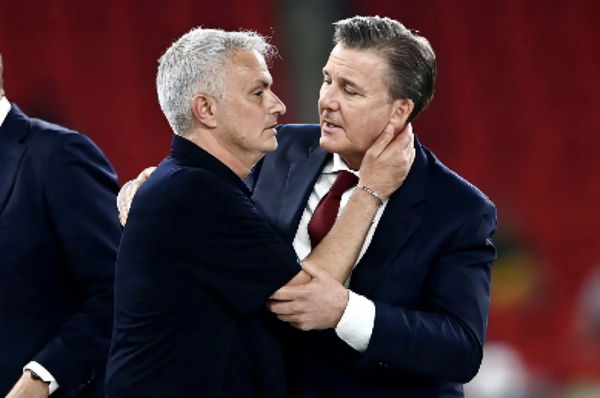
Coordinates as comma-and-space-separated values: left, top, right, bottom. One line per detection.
33, 133, 119, 392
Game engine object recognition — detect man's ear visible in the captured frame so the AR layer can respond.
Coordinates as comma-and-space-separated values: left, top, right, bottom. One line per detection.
191, 94, 218, 129
389, 98, 414, 131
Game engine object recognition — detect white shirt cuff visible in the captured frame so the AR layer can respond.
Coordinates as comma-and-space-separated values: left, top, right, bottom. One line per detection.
23, 361, 59, 395
334, 290, 375, 352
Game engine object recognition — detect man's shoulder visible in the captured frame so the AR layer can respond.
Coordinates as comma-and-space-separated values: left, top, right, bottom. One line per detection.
4, 105, 86, 145
138, 160, 241, 207
423, 145, 495, 212
276, 124, 321, 144
8, 108, 115, 183
140, 161, 204, 195
23, 114, 101, 158
24, 112, 81, 139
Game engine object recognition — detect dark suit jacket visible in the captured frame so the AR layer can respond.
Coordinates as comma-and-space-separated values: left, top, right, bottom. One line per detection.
250, 124, 497, 398
0, 104, 120, 397
106, 135, 301, 397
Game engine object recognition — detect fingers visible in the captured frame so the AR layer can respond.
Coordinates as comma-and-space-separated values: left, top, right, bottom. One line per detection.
364, 122, 395, 159
276, 314, 299, 323
269, 285, 304, 300
398, 121, 413, 137
139, 166, 156, 181
365, 122, 414, 162
267, 299, 301, 315
383, 122, 395, 137
374, 123, 414, 169
117, 179, 137, 226
116, 166, 156, 226
276, 315, 311, 331
387, 122, 414, 153
267, 298, 310, 330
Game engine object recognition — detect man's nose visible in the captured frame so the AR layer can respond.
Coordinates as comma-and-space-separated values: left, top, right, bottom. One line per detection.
318, 85, 339, 112
269, 91, 286, 116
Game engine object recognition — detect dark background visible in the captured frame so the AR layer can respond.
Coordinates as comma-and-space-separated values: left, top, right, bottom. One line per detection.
2, 0, 599, 393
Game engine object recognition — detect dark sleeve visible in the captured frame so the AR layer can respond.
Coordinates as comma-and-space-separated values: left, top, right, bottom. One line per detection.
356, 202, 497, 382
33, 132, 120, 389
171, 170, 301, 316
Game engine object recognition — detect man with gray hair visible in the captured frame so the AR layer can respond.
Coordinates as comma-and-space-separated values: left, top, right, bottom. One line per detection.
105, 27, 414, 397
118, 16, 497, 397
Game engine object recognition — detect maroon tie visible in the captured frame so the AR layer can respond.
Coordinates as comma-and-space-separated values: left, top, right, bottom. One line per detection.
308, 170, 359, 248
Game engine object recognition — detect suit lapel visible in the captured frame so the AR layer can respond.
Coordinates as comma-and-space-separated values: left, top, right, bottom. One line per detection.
278, 145, 330, 243
0, 105, 29, 213
350, 138, 428, 296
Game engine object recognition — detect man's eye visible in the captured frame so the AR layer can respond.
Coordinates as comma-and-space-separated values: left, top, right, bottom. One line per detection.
344, 87, 357, 95
254, 91, 264, 97
322, 79, 331, 85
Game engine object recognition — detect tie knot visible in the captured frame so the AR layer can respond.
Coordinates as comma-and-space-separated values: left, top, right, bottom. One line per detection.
329, 170, 359, 198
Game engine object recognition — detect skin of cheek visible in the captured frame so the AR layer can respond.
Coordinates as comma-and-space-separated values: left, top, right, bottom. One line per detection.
344, 102, 392, 159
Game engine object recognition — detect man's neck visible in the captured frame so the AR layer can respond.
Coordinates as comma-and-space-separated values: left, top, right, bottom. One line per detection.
185, 130, 257, 179
338, 153, 362, 171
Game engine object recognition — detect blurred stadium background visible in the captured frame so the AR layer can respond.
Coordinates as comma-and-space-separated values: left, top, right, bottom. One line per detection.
1, 1, 599, 396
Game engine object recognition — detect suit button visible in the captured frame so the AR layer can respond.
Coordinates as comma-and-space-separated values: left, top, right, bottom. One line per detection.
377, 361, 389, 368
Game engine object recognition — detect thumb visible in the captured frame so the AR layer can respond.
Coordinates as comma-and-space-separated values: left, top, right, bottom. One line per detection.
301, 261, 328, 279
402, 122, 413, 137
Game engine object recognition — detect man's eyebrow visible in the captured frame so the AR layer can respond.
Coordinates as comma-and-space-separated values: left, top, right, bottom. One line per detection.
322, 69, 361, 90
249, 79, 270, 91
339, 77, 360, 89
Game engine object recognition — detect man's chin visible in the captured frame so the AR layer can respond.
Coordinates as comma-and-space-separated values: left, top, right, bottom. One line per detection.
319, 135, 340, 154
263, 137, 278, 153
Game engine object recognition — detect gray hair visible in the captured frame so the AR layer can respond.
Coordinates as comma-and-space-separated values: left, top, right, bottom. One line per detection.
156, 27, 276, 136
333, 16, 436, 123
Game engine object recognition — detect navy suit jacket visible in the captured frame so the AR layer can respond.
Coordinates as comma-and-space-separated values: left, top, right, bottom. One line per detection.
106, 136, 301, 397
250, 124, 497, 398
0, 104, 120, 397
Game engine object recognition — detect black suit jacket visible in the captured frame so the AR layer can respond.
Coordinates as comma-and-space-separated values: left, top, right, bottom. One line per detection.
0, 104, 120, 397
106, 136, 301, 397
250, 124, 498, 398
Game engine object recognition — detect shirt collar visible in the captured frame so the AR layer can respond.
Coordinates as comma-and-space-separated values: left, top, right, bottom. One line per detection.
323, 153, 359, 177
170, 134, 252, 197
0, 97, 11, 127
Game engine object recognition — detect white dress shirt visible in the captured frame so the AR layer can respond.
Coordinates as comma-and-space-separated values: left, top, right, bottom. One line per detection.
23, 361, 58, 394
0, 96, 10, 126
0, 97, 59, 394
292, 154, 388, 352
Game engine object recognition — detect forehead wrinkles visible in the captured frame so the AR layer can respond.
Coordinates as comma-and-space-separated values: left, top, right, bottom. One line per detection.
326, 48, 387, 92
224, 51, 271, 95
227, 51, 267, 77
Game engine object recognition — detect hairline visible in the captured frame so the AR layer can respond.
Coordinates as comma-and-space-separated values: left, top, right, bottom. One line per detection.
156, 28, 275, 136
332, 16, 436, 122
327, 43, 396, 103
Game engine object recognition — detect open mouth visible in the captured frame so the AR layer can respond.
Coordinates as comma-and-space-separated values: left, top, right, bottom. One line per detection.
322, 120, 343, 131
